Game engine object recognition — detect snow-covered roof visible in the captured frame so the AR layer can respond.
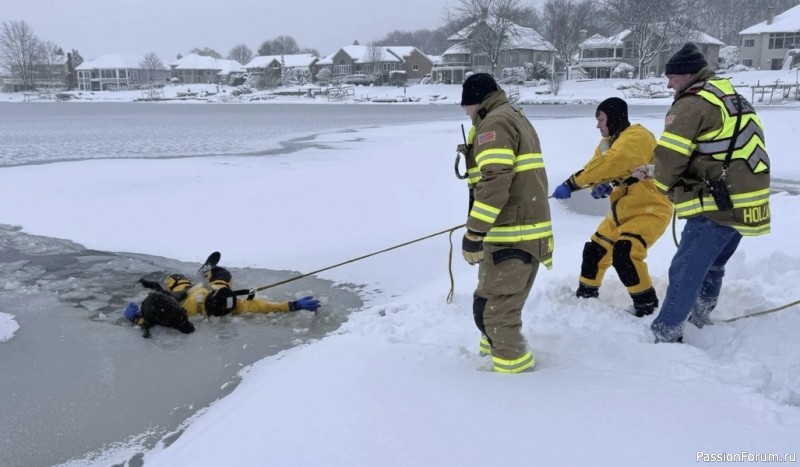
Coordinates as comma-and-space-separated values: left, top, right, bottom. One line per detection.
448, 21, 553, 51
385, 47, 417, 58
76, 54, 145, 70
169, 54, 244, 74
428, 55, 443, 65
581, 31, 630, 48
244, 54, 317, 69
443, 43, 471, 55
581, 29, 723, 48
316, 46, 402, 65
741, 4, 800, 34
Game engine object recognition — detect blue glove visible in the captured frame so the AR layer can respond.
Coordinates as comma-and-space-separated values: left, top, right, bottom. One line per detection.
591, 183, 613, 199
552, 182, 573, 199
292, 296, 320, 312
123, 302, 140, 322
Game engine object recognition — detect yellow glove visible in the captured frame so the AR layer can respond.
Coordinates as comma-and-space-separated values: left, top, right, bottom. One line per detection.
462, 232, 485, 265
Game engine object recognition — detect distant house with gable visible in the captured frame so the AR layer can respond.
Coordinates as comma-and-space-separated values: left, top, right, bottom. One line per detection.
243, 54, 318, 84
4, 53, 69, 92
431, 20, 553, 84
169, 53, 245, 85
76, 54, 147, 91
577, 29, 723, 78
317, 45, 430, 84
739, 4, 800, 70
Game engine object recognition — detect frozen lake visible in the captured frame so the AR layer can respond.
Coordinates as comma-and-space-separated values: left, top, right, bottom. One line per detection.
0, 102, 672, 166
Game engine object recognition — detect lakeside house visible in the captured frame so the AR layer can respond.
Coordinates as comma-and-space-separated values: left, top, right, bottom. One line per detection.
577, 28, 723, 78
432, 20, 553, 84
739, 4, 800, 70
169, 53, 244, 85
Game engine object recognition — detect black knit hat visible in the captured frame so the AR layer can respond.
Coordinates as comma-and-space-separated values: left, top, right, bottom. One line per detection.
461, 73, 499, 106
665, 43, 708, 75
596, 97, 629, 137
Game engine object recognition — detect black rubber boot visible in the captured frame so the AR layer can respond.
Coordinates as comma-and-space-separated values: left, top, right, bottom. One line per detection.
576, 283, 599, 299
631, 287, 658, 318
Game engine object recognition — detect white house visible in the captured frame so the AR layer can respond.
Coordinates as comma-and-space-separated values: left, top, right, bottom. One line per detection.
76, 54, 147, 91
577, 29, 723, 78
169, 53, 245, 84
432, 21, 553, 84
740, 4, 800, 70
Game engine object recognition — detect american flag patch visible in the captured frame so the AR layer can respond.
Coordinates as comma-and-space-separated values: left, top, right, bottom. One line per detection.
477, 131, 496, 145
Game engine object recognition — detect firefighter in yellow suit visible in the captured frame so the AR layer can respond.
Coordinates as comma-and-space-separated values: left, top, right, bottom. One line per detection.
551, 98, 672, 317
163, 267, 320, 317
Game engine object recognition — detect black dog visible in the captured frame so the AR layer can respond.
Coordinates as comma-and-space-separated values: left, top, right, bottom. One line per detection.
139, 288, 195, 338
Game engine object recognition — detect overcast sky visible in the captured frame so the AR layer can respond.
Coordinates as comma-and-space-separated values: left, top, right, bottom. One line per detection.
4, 0, 457, 61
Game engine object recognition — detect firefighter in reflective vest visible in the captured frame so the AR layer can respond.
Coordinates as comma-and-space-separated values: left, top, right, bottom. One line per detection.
459, 73, 554, 373
643, 43, 770, 343
163, 268, 320, 317
551, 97, 673, 317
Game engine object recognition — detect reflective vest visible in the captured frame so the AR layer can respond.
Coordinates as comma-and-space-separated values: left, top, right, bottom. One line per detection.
693, 79, 769, 174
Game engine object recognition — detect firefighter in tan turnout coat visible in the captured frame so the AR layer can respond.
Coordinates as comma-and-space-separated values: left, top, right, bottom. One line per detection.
459, 73, 554, 373
645, 43, 770, 343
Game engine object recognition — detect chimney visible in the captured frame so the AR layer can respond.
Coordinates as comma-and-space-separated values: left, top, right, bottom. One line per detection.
579, 30, 588, 42
767, 6, 775, 25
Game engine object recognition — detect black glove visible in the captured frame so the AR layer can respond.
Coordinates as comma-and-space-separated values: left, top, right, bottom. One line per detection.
462, 230, 485, 265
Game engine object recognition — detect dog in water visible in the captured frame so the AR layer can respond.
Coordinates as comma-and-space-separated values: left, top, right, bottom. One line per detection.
136, 279, 195, 338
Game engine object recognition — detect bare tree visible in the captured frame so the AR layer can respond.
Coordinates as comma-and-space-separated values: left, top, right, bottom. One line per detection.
228, 44, 254, 65
140, 52, 166, 83
376, 28, 450, 55
299, 47, 320, 57
190, 47, 222, 58
37, 40, 63, 86
692, 0, 800, 46
366, 42, 384, 83
604, 0, 696, 78
445, 0, 533, 75
258, 36, 302, 56
0, 20, 43, 89
540, 0, 596, 80
257, 41, 274, 56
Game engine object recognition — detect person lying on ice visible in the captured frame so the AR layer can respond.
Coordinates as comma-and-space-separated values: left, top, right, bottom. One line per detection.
128, 266, 320, 319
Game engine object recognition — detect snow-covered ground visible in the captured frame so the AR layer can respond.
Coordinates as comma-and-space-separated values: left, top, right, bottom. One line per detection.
0, 89, 797, 465
4, 68, 800, 107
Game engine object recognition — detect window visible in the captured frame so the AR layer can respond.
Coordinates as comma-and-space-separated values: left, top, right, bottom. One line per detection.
118, 69, 127, 79
412, 64, 419, 71
742, 59, 753, 67
743, 39, 755, 47
101, 69, 115, 79
771, 58, 783, 70
769, 32, 800, 49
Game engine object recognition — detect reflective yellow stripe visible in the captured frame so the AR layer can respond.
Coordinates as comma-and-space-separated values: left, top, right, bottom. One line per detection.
673, 189, 770, 218
541, 257, 553, 270
484, 223, 553, 243
469, 200, 501, 223
476, 148, 514, 168
730, 188, 770, 207
467, 167, 481, 185
653, 179, 670, 191
467, 126, 476, 145
493, 352, 535, 373
479, 337, 491, 356
658, 132, 696, 156
514, 152, 544, 172
733, 224, 770, 236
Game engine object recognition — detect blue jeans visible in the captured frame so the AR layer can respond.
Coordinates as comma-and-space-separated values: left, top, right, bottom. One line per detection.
650, 217, 742, 342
